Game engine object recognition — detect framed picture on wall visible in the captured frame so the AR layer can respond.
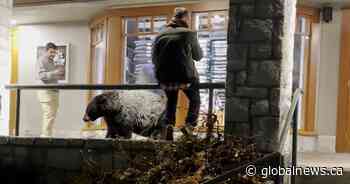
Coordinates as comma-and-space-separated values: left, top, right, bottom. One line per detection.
37, 43, 70, 83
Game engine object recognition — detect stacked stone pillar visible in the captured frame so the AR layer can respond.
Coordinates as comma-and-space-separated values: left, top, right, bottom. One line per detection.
225, 0, 296, 152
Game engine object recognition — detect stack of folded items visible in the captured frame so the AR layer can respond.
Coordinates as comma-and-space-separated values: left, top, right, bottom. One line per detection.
210, 40, 227, 83
196, 36, 211, 113
133, 37, 155, 83
210, 39, 227, 111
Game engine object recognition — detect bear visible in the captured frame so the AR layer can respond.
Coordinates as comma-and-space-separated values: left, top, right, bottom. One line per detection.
83, 90, 166, 139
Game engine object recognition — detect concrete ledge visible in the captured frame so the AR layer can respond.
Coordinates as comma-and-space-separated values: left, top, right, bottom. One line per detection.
0, 136, 171, 184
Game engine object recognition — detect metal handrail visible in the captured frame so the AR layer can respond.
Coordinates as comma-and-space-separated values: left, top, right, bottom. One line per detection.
4, 83, 226, 136
4, 82, 225, 90
278, 88, 303, 184
279, 88, 303, 150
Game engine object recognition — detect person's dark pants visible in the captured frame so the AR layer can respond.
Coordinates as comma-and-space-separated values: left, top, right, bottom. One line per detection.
164, 80, 201, 127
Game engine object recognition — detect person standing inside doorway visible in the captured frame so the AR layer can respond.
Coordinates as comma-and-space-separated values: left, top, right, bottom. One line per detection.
36, 42, 63, 137
152, 7, 203, 139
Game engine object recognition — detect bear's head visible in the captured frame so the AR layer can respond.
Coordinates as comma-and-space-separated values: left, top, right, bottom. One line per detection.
83, 92, 120, 122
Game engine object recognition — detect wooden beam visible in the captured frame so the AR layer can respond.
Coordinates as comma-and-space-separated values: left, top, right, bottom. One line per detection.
9, 28, 19, 136
297, 6, 321, 23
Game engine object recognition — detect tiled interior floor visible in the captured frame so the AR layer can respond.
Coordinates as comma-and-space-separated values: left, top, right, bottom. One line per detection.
297, 152, 350, 184
298, 152, 350, 171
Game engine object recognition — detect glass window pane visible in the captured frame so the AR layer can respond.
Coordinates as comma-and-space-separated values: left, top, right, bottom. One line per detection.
211, 13, 226, 30
194, 13, 210, 31
192, 11, 228, 127
138, 16, 152, 33
154, 16, 167, 33
124, 35, 156, 84
125, 18, 137, 34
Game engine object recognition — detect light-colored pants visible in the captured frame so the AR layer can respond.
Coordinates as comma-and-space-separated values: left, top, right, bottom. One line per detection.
37, 90, 59, 137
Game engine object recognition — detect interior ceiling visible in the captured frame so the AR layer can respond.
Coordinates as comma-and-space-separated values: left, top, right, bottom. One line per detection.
12, 0, 203, 25
298, 0, 350, 7
13, 0, 349, 25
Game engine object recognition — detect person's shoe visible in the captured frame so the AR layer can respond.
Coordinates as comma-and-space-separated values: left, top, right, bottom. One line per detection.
180, 124, 194, 137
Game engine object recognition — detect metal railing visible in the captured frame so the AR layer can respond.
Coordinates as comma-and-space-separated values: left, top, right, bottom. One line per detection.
279, 88, 303, 184
5, 82, 225, 136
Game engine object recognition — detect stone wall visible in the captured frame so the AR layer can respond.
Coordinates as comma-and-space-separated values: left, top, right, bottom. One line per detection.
0, 136, 164, 184
225, 0, 296, 152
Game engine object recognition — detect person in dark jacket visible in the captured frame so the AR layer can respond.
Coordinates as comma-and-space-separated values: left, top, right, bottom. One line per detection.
152, 7, 203, 139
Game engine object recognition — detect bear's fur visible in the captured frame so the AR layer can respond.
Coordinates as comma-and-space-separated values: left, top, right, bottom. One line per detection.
83, 91, 166, 139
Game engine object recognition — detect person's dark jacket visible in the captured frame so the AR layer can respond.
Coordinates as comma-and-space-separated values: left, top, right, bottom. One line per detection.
152, 27, 203, 83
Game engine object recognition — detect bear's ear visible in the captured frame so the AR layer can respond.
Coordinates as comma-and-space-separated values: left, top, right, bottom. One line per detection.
96, 94, 108, 105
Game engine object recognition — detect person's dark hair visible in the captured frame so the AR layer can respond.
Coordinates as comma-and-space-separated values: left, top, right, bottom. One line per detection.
167, 7, 189, 28
46, 42, 57, 51
174, 7, 189, 19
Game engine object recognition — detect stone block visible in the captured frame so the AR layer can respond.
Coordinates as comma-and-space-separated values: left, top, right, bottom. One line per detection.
83, 149, 113, 171
11, 137, 35, 146
0, 145, 12, 156
236, 71, 247, 85
248, 60, 281, 86
113, 151, 129, 169
46, 168, 66, 184
252, 100, 270, 116
235, 87, 268, 98
273, 0, 284, 17
237, 19, 273, 42
273, 17, 284, 38
227, 44, 248, 71
225, 97, 249, 122
47, 148, 82, 171
230, 0, 255, 4
241, 5, 255, 17
28, 147, 48, 168
0, 156, 13, 168
35, 138, 68, 147
255, 0, 274, 18
0, 136, 9, 145
13, 146, 29, 168
85, 139, 113, 149
224, 122, 250, 137
249, 44, 272, 59
252, 117, 279, 152
67, 138, 85, 148
272, 38, 282, 59
270, 88, 280, 116
225, 72, 235, 98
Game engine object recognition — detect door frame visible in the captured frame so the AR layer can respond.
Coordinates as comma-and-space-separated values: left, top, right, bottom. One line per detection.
336, 9, 350, 152
296, 6, 320, 136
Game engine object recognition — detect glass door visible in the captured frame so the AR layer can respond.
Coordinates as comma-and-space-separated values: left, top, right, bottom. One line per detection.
192, 11, 228, 132
88, 22, 107, 129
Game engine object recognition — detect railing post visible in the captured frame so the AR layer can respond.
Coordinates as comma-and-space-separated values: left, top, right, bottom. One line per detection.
291, 105, 298, 184
208, 88, 214, 127
15, 89, 21, 136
